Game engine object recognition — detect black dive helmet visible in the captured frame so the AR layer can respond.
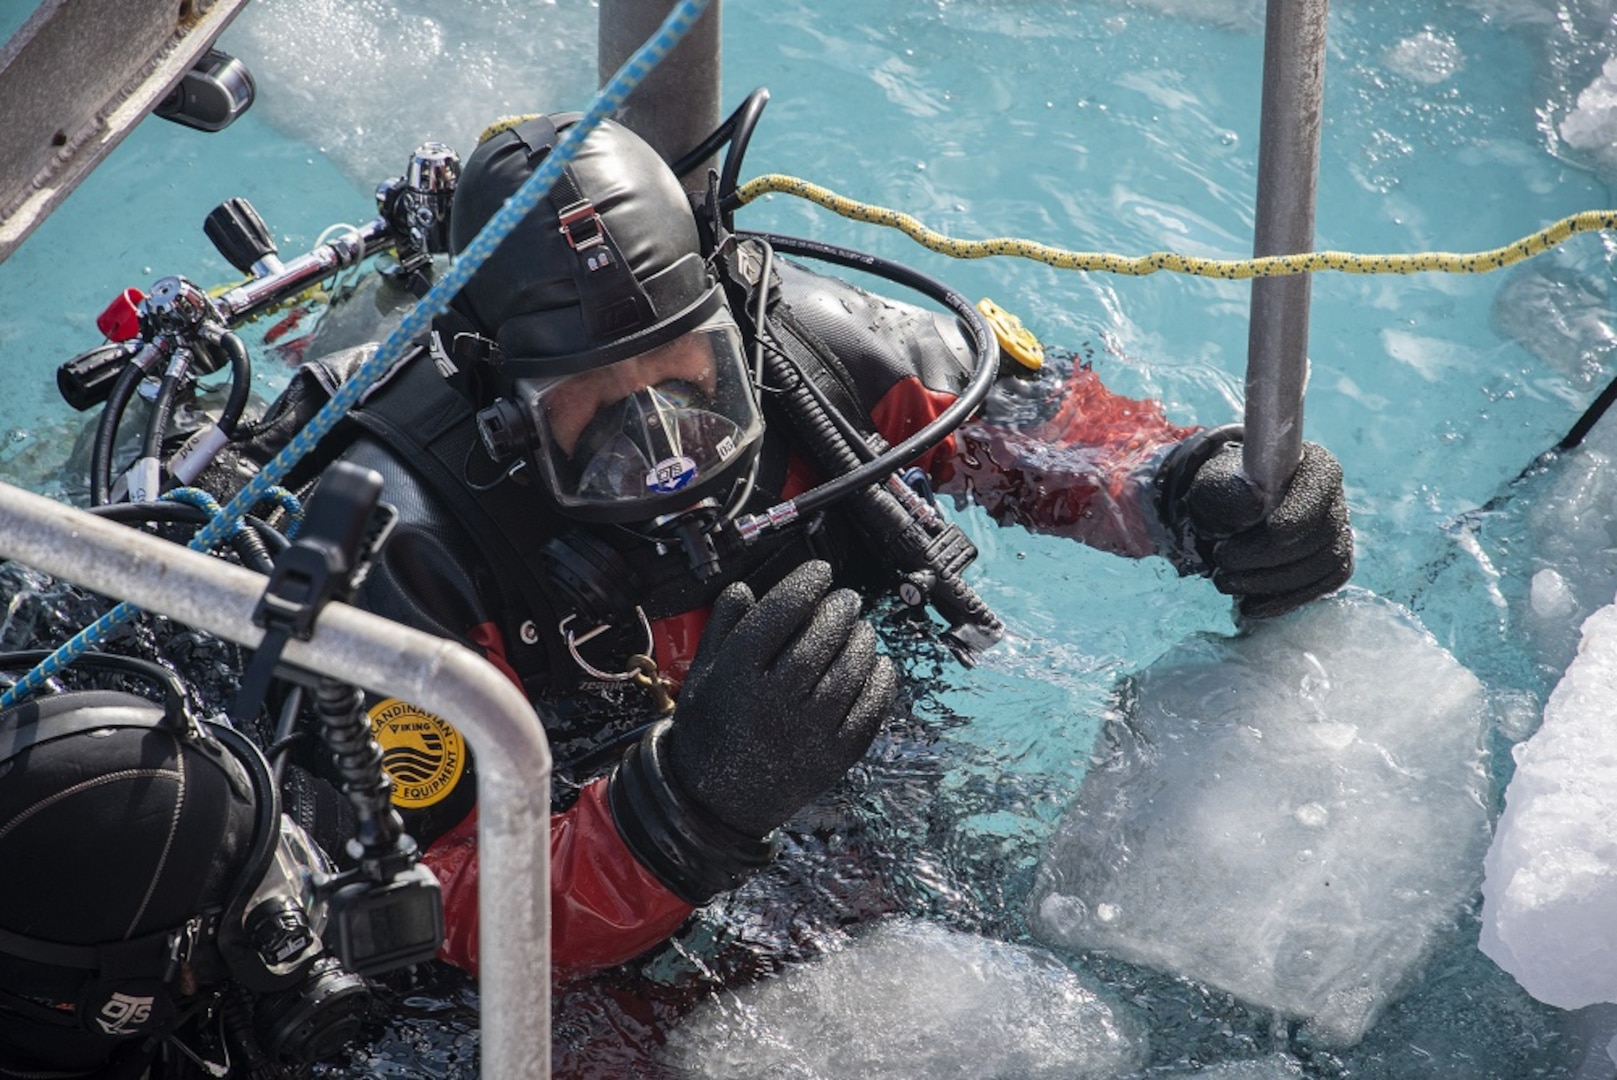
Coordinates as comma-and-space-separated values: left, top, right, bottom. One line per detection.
0, 653, 367, 1076
457, 114, 763, 528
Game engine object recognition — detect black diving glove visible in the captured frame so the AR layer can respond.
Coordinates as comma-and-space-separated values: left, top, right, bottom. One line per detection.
608, 560, 898, 904
1155, 424, 1354, 620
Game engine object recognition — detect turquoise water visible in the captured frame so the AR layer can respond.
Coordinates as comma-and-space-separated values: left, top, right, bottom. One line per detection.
3, 0, 1616, 1075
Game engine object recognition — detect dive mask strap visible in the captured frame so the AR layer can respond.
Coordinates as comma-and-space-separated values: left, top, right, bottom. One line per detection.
547, 164, 658, 342
502, 112, 659, 343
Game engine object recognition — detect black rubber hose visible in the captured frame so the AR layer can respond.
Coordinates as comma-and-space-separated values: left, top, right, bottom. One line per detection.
314, 676, 403, 861
86, 501, 289, 563
90, 360, 149, 506
207, 327, 254, 437
220, 985, 278, 1080
739, 231, 1000, 517
1559, 374, 1617, 452
269, 683, 306, 786
717, 87, 770, 228
759, 330, 879, 466
670, 86, 770, 196
754, 294, 1002, 655
228, 522, 276, 574
142, 371, 182, 462
0, 649, 191, 719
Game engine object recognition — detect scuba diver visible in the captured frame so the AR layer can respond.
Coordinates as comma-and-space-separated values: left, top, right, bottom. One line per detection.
212, 107, 1351, 979
0, 652, 372, 1079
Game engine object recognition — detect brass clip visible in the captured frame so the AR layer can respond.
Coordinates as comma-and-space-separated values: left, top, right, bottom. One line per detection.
627, 653, 675, 714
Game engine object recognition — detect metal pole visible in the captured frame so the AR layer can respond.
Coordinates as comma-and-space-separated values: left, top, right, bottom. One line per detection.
1244, 0, 1328, 509
599, 0, 722, 170
0, 483, 552, 1078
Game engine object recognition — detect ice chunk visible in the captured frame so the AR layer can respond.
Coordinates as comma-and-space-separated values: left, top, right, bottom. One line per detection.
1481, 600, 1617, 1008
1189, 1056, 1304, 1079
1515, 419, 1617, 674
1560, 55, 1617, 184
1490, 260, 1617, 391
1532, 568, 1579, 620
662, 919, 1143, 1079
1030, 591, 1491, 1046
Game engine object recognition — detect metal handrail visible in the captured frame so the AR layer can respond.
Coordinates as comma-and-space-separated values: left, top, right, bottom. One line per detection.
0, 480, 552, 1077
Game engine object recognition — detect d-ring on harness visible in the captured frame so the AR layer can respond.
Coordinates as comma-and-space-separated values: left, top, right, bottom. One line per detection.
559, 607, 675, 713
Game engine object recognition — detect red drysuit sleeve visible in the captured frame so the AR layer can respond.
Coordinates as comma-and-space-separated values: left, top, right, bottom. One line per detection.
418, 623, 695, 979
420, 783, 694, 979
870, 366, 1198, 558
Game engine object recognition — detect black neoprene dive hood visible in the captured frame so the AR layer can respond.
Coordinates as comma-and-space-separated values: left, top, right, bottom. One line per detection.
449, 113, 724, 375
0, 690, 257, 1072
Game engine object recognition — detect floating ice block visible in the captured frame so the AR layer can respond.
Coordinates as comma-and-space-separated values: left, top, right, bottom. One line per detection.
1031, 592, 1491, 1045
1481, 600, 1617, 1009
663, 919, 1143, 1079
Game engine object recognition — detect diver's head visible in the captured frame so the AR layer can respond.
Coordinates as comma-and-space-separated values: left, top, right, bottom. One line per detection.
0, 676, 367, 1076
452, 114, 763, 528
0, 689, 259, 1073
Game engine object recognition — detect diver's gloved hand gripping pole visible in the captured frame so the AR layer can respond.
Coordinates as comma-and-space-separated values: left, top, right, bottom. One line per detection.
607, 560, 898, 903
1153, 423, 1354, 620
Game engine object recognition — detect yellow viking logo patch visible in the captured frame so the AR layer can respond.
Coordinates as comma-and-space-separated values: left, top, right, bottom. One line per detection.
367, 698, 466, 810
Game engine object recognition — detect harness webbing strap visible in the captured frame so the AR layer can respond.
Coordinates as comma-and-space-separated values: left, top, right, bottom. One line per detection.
348, 352, 570, 688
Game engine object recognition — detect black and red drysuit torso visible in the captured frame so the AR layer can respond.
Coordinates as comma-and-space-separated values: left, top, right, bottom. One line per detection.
330, 254, 1196, 977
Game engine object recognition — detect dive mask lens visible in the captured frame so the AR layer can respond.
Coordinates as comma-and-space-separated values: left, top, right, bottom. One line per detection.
573, 384, 745, 499
524, 315, 762, 520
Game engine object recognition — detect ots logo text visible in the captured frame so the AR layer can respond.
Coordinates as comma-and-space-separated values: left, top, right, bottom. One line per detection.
96, 992, 155, 1035
368, 698, 467, 810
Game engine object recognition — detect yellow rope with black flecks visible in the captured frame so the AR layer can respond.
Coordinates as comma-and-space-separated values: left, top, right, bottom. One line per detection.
734, 174, 1617, 278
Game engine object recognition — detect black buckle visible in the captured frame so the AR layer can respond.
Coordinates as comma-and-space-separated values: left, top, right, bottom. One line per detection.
452, 331, 501, 368
230, 464, 397, 723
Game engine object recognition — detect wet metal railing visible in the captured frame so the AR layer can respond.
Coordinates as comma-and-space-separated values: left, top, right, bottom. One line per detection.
0, 480, 553, 1077
0, 0, 251, 266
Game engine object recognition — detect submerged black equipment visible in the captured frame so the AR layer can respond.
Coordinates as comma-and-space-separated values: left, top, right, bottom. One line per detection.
0, 651, 369, 1074
232, 461, 444, 979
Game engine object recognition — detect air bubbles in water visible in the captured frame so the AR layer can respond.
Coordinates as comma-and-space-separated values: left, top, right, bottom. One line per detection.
1559, 56, 1617, 184
1382, 31, 1465, 85
227, 0, 597, 192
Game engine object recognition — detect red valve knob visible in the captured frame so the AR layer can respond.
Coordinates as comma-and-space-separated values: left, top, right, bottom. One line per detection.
96, 288, 146, 342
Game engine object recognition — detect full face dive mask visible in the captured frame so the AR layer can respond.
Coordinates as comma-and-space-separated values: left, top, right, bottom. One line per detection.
494, 311, 762, 520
